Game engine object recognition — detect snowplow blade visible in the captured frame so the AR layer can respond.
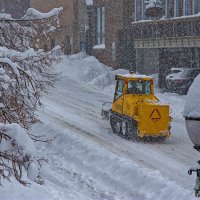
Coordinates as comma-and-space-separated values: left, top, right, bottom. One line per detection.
101, 102, 111, 120
136, 102, 171, 138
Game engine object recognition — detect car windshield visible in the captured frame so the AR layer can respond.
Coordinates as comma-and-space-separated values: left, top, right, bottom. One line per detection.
170, 68, 200, 79
171, 69, 182, 73
127, 80, 151, 95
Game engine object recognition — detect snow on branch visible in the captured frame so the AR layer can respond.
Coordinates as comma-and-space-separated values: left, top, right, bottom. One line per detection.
22, 7, 63, 20
0, 123, 44, 185
0, 8, 62, 186
0, 7, 62, 51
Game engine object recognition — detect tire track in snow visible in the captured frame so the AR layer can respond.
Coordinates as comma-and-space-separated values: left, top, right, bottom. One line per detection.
38, 109, 194, 200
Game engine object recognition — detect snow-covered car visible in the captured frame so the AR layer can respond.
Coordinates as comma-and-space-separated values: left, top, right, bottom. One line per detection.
184, 74, 200, 148
166, 68, 200, 94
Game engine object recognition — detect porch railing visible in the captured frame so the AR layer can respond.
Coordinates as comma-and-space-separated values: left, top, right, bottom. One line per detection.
129, 16, 200, 40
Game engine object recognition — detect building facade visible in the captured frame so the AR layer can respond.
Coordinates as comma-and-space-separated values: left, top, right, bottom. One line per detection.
92, 0, 200, 87
92, 0, 134, 68
130, 0, 200, 87
31, 0, 88, 54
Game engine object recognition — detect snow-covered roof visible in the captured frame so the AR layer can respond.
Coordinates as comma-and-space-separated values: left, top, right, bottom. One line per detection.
117, 73, 153, 79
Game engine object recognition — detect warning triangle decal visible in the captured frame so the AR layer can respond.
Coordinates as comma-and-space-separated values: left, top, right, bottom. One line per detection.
150, 109, 161, 120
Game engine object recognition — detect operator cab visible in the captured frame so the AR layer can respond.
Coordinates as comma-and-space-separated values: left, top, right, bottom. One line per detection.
114, 74, 154, 102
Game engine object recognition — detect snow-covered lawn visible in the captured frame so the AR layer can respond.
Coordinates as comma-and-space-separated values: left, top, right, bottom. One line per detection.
1, 53, 198, 199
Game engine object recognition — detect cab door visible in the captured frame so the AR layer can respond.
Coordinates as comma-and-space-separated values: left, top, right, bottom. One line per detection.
112, 79, 124, 114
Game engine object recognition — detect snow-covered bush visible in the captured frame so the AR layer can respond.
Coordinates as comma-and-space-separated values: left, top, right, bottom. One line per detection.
184, 74, 200, 119
0, 8, 62, 185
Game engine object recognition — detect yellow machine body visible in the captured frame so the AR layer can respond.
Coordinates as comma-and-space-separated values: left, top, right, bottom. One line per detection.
111, 74, 171, 138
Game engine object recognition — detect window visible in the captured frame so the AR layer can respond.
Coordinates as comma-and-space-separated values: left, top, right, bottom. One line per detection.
162, 1, 166, 16
185, 0, 193, 15
135, 0, 146, 21
167, 0, 175, 18
97, 6, 105, 45
135, 0, 142, 21
176, 0, 184, 16
114, 80, 124, 101
127, 80, 151, 95
194, 0, 200, 14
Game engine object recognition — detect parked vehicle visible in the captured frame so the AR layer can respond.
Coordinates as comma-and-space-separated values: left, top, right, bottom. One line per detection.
166, 68, 200, 95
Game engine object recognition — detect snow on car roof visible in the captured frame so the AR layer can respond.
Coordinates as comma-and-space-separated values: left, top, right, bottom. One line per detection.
171, 68, 200, 72
167, 68, 200, 79
116, 73, 153, 79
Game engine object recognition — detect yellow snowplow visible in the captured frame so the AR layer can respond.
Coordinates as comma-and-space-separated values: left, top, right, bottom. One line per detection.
102, 73, 172, 140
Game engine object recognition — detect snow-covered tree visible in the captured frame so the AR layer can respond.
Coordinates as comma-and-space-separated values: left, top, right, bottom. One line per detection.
0, 7, 62, 186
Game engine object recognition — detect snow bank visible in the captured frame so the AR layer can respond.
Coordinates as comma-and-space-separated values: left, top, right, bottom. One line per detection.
184, 74, 200, 119
93, 44, 105, 49
56, 52, 128, 93
69, 51, 88, 60
56, 53, 113, 83
88, 69, 128, 94
23, 7, 63, 20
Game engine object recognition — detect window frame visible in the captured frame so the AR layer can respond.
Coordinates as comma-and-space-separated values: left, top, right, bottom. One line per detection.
114, 80, 124, 101
96, 6, 105, 45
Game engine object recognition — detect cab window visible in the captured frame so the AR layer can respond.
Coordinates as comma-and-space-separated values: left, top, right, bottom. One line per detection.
114, 80, 124, 101
127, 80, 151, 95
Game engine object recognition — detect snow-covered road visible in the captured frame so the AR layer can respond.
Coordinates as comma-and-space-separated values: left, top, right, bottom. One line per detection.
1, 54, 198, 199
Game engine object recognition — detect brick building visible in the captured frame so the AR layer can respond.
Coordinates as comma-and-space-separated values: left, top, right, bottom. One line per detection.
0, 0, 30, 18
92, 0, 134, 68
0, 0, 88, 54
31, 0, 88, 54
